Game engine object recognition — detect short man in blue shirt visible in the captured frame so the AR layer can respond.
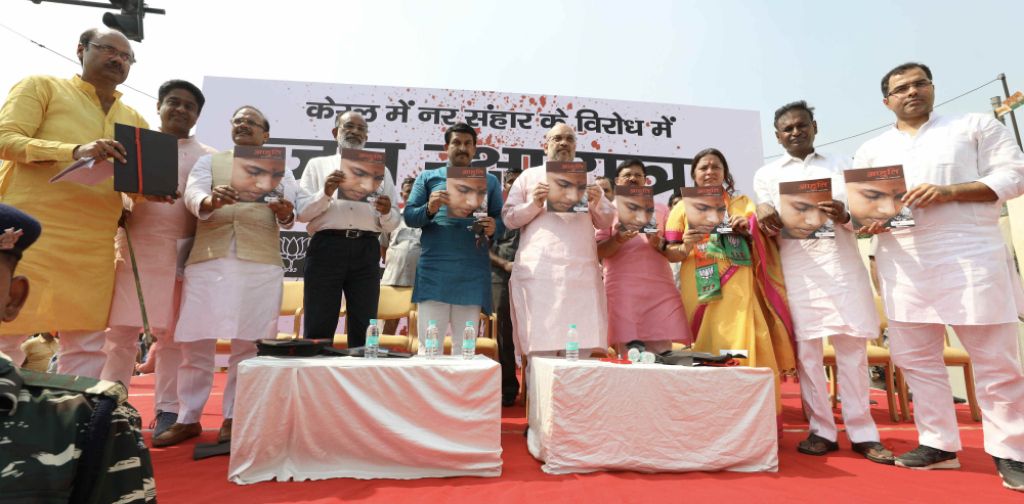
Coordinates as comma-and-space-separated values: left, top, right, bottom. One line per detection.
404, 123, 503, 354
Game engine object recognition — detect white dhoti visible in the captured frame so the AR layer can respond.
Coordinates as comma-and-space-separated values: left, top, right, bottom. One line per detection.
172, 249, 283, 424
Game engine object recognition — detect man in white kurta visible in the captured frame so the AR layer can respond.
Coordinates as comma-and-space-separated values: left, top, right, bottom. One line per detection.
100, 81, 215, 439
501, 123, 615, 357
754, 101, 892, 464
153, 106, 304, 448
854, 62, 1024, 490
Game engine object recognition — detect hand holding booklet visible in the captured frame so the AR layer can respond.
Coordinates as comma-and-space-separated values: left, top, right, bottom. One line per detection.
778, 178, 835, 239
614, 185, 657, 233
843, 165, 915, 229
231, 146, 286, 203
545, 161, 591, 213
49, 156, 114, 186
337, 148, 387, 202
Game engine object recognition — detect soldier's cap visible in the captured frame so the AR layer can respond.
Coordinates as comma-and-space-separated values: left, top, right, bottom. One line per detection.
0, 204, 41, 261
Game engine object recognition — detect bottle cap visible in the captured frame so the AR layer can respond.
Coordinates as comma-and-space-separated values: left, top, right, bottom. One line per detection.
428, 320, 437, 326
569, 324, 577, 329
369, 319, 377, 324
466, 321, 474, 327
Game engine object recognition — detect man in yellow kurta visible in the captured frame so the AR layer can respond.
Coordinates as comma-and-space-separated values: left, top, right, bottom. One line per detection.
0, 28, 148, 377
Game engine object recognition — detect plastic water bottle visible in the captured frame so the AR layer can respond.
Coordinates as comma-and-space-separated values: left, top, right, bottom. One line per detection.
365, 318, 380, 359
462, 321, 477, 360
565, 324, 580, 361
425, 319, 440, 359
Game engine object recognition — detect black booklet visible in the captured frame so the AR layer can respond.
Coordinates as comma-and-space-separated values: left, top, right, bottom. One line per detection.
113, 123, 179, 196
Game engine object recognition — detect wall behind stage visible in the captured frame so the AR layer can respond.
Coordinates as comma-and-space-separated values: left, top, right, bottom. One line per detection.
197, 76, 763, 277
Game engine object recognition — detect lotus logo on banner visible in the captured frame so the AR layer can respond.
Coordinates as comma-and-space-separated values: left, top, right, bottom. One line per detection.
280, 231, 310, 277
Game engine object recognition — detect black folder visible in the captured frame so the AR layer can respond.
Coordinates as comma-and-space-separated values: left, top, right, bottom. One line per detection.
113, 123, 178, 196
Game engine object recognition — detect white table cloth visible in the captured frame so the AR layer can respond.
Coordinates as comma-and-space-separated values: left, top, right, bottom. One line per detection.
228, 355, 502, 484
527, 357, 778, 474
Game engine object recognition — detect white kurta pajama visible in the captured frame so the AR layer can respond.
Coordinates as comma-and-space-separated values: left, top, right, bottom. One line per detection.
754, 152, 881, 443
501, 165, 616, 356
854, 113, 1024, 461
173, 153, 302, 425
97, 136, 216, 394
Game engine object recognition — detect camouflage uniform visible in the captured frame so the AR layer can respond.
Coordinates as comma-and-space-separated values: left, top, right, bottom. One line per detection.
0, 358, 156, 503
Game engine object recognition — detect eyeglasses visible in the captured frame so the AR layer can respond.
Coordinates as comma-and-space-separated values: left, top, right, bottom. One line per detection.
88, 43, 136, 64
231, 117, 265, 129
887, 79, 932, 98
547, 134, 576, 144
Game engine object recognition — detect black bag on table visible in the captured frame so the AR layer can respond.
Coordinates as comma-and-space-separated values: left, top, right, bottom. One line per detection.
656, 350, 739, 367
256, 338, 325, 357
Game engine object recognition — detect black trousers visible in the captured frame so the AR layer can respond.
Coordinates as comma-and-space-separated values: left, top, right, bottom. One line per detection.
303, 232, 380, 348
492, 280, 519, 398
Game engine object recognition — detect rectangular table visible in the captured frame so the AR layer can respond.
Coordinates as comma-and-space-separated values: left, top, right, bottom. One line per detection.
527, 357, 778, 474
229, 355, 502, 484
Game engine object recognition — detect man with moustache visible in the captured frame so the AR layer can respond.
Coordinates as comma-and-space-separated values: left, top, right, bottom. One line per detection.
153, 106, 302, 447
490, 166, 522, 406
502, 123, 615, 359
596, 160, 689, 356
854, 63, 1024, 489
405, 123, 501, 353
297, 111, 400, 348
0, 28, 149, 374
99, 80, 216, 438
754, 101, 892, 465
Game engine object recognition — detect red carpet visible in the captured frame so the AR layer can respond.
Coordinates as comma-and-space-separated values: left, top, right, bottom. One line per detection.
130, 373, 1021, 503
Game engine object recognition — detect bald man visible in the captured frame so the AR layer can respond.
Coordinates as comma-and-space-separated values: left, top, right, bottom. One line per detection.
0, 28, 149, 376
501, 123, 615, 359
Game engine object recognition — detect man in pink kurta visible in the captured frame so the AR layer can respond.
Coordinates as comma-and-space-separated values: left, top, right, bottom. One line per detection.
501, 123, 615, 357
100, 81, 215, 437
596, 160, 690, 355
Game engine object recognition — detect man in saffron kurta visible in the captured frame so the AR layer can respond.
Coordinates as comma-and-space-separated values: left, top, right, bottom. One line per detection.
103, 80, 216, 438
0, 29, 148, 374
596, 159, 690, 355
502, 123, 615, 357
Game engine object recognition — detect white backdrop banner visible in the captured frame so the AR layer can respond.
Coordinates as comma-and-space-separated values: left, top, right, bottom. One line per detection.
196, 76, 763, 276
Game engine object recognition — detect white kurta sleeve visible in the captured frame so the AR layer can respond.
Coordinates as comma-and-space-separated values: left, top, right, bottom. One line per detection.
752, 166, 774, 206
502, 171, 543, 229
590, 192, 616, 229
296, 157, 331, 222
377, 171, 401, 233
975, 115, 1024, 202
184, 154, 214, 220
270, 167, 298, 230
852, 140, 876, 169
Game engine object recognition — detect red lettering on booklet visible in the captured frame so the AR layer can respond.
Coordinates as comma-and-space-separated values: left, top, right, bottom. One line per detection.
867, 167, 900, 179
798, 181, 830, 192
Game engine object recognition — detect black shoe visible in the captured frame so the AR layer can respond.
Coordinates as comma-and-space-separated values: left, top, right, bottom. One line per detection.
851, 441, 895, 465
797, 433, 839, 456
994, 456, 1024, 492
895, 445, 960, 470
